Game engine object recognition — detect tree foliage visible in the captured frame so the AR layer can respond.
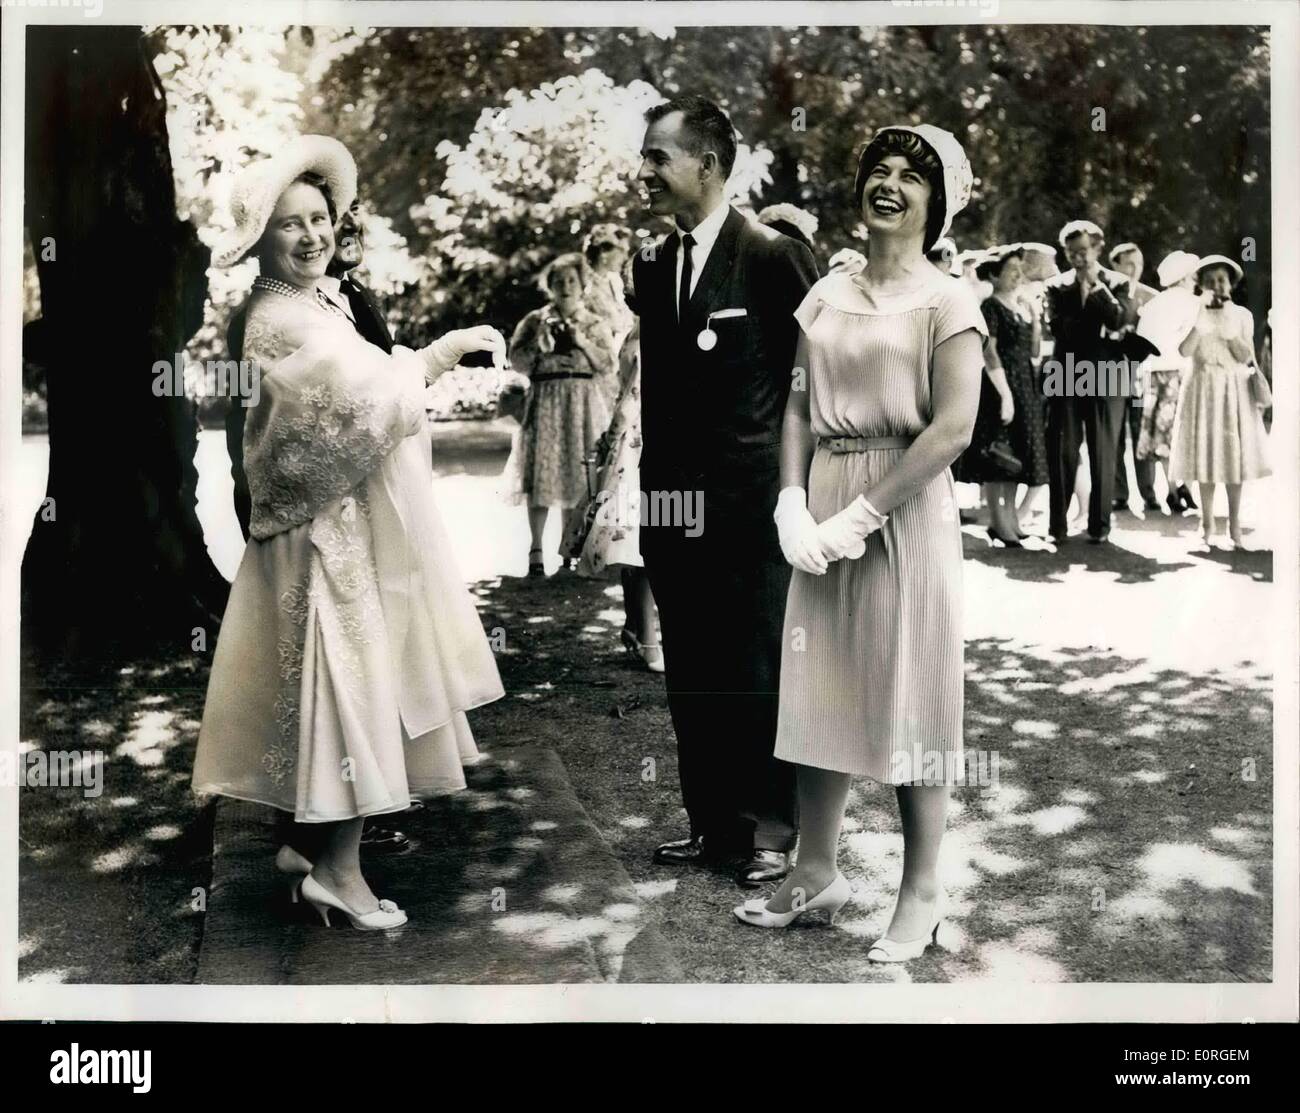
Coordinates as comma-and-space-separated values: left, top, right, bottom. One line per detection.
135, 20, 1273, 361
308, 22, 1271, 339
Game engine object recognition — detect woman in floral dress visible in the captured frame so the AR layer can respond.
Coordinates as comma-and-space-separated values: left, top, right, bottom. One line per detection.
502, 253, 617, 575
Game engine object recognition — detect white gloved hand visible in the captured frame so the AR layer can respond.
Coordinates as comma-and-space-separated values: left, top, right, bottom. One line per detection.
423, 324, 508, 377
774, 487, 828, 576
816, 495, 887, 561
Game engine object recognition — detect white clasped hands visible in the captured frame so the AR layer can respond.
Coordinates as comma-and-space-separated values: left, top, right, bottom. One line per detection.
774, 487, 828, 576
776, 488, 889, 574
816, 495, 888, 562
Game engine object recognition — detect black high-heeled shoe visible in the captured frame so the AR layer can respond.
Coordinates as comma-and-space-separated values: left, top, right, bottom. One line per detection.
988, 528, 1022, 548
527, 547, 545, 577
1178, 485, 1197, 511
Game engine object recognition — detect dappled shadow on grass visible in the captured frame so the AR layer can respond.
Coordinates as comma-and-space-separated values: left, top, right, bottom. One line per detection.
200, 749, 675, 985
1192, 545, 1273, 583
468, 570, 1273, 985
833, 639, 1272, 984
961, 528, 1196, 585
18, 651, 214, 984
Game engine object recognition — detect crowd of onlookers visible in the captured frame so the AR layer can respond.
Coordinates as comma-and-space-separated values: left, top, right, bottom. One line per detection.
503, 208, 1273, 613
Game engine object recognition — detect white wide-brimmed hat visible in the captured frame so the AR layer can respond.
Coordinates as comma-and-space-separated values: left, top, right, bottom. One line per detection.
1058, 219, 1104, 248
212, 135, 358, 268
856, 123, 973, 247
1156, 250, 1201, 288
1196, 253, 1244, 284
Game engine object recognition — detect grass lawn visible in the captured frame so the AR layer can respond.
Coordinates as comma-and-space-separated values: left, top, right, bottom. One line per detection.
18, 528, 1272, 985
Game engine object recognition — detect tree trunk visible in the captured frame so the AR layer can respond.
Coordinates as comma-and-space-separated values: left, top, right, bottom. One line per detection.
22, 25, 228, 661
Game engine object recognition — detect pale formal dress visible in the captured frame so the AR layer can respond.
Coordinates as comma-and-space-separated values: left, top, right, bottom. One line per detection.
1167, 301, 1270, 484
775, 269, 986, 784
192, 289, 504, 822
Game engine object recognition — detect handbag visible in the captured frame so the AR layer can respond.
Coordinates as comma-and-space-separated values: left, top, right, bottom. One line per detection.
981, 429, 1023, 477
1247, 365, 1273, 410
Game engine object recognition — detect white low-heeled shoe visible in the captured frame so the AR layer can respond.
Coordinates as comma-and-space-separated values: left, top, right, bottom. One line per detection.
299, 873, 408, 931
867, 890, 947, 963
275, 845, 313, 903
733, 873, 851, 929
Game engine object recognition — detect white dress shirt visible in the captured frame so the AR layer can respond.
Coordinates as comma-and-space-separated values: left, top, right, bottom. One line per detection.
317, 275, 357, 324
674, 198, 730, 318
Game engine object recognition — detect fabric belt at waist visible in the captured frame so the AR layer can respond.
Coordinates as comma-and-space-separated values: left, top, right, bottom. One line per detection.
820, 435, 916, 453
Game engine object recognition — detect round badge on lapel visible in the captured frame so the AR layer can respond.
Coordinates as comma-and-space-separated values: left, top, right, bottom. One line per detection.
697, 327, 717, 351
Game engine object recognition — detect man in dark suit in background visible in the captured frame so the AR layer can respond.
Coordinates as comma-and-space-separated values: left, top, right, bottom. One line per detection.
225, 198, 393, 539
1044, 219, 1138, 544
633, 95, 817, 887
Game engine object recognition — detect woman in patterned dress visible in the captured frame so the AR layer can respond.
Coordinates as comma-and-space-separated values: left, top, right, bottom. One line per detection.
193, 137, 507, 930
1167, 256, 1271, 549
960, 245, 1049, 545
564, 261, 664, 671
502, 253, 617, 575
734, 125, 985, 965
1135, 250, 1202, 515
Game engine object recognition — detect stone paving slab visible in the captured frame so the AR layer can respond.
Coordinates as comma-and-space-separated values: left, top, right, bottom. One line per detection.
195, 744, 682, 986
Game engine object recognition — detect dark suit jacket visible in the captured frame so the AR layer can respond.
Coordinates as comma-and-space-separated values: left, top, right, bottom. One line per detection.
338, 276, 394, 353
1044, 266, 1136, 365
633, 206, 817, 547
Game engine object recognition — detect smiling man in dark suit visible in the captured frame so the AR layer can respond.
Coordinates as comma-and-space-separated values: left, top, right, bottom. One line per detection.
632, 96, 817, 887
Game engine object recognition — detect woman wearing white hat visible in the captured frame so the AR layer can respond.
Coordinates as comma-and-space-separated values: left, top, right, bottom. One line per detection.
1166, 254, 1271, 549
1134, 250, 1202, 514
193, 136, 508, 930
738, 125, 985, 963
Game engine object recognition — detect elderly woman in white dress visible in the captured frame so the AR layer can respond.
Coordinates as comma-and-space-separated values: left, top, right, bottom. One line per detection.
192, 136, 507, 930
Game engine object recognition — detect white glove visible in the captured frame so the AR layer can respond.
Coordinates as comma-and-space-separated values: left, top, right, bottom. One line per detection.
423, 324, 508, 377
816, 495, 887, 561
774, 487, 828, 576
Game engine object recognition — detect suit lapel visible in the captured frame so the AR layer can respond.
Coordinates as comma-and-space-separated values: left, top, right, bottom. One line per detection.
646, 232, 677, 330
687, 206, 741, 323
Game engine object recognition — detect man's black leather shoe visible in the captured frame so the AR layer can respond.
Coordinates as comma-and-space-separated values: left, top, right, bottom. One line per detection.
736, 849, 791, 888
653, 835, 712, 865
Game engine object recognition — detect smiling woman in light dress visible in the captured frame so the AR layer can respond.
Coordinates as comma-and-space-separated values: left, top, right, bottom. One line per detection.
192, 136, 507, 930
736, 125, 985, 965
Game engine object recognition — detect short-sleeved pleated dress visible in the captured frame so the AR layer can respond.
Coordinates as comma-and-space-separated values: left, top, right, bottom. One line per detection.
774, 268, 987, 784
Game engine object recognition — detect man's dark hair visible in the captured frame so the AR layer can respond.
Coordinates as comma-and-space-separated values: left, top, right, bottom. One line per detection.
644, 95, 737, 178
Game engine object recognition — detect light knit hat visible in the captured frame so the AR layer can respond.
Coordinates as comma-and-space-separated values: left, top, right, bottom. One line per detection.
1156, 250, 1201, 288
856, 124, 974, 248
212, 135, 358, 268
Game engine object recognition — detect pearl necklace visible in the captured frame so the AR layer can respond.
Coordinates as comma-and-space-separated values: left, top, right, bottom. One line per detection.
253, 276, 350, 320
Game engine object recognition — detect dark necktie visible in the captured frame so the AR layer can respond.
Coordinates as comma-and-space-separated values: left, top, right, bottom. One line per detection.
678, 232, 695, 323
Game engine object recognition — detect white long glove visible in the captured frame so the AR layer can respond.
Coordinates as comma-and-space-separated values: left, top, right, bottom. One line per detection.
774, 487, 828, 576
422, 324, 508, 378
816, 495, 887, 561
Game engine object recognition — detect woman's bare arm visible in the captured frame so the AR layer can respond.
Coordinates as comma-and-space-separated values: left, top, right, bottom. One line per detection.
780, 332, 818, 490
861, 329, 984, 514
